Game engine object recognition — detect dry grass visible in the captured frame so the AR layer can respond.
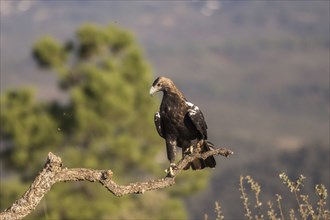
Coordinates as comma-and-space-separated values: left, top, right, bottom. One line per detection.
206, 172, 329, 220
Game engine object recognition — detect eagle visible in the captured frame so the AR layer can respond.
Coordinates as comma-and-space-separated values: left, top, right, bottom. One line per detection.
149, 76, 216, 176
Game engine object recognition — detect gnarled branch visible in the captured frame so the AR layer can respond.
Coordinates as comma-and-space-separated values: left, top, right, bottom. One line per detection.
0, 147, 233, 220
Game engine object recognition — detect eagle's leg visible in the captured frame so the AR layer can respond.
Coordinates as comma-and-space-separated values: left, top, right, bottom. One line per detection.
184, 140, 204, 155
165, 140, 177, 177
180, 140, 193, 156
195, 140, 204, 153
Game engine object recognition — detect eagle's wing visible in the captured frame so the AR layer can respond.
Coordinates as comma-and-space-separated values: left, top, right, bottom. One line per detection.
154, 112, 164, 138
186, 102, 208, 139
154, 112, 176, 164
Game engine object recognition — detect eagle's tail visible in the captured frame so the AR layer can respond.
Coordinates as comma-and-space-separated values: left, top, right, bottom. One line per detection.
184, 140, 216, 170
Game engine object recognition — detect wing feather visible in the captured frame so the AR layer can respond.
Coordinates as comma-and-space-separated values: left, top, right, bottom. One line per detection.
186, 102, 208, 139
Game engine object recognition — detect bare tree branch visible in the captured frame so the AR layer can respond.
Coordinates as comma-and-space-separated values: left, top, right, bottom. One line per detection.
0, 147, 233, 220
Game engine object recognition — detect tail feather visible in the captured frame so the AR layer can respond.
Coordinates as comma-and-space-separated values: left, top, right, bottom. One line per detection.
185, 140, 216, 170
203, 140, 216, 168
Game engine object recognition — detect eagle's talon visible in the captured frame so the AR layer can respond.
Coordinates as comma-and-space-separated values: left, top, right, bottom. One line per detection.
184, 146, 194, 155
165, 163, 177, 177
168, 168, 175, 177
170, 163, 177, 168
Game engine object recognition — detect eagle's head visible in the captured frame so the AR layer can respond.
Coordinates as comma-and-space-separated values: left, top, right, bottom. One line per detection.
149, 76, 175, 96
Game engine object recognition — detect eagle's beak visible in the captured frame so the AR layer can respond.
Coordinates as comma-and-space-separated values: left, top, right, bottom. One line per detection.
149, 86, 158, 96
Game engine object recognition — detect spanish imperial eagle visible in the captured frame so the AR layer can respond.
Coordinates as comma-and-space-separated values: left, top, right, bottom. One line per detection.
150, 76, 216, 176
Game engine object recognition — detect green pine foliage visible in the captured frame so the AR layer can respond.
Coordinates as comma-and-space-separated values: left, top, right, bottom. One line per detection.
0, 23, 214, 219
32, 36, 68, 68
0, 88, 61, 174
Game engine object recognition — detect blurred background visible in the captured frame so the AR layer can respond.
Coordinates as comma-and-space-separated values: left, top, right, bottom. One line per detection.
0, 1, 329, 219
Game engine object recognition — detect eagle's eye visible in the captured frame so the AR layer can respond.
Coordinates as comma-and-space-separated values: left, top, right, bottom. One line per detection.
157, 83, 161, 87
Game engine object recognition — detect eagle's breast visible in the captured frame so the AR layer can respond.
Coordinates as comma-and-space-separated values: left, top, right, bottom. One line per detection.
160, 94, 196, 140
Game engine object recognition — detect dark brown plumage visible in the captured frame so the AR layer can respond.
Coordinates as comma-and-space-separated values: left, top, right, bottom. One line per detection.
150, 76, 216, 175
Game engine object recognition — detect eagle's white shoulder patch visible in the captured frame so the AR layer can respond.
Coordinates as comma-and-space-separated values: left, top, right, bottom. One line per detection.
186, 101, 199, 111
186, 101, 200, 116
188, 109, 197, 115
186, 101, 193, 107
155, 112, 161, 119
